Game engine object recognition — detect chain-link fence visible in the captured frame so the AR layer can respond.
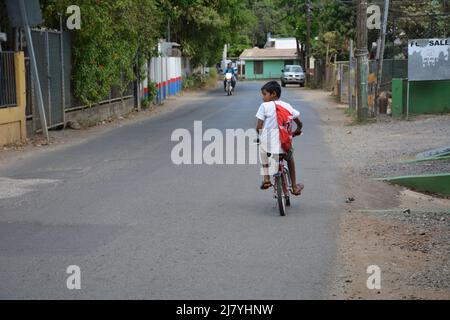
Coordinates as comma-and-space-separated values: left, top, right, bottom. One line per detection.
321, 59, 407, 110
377, 59, 408, 92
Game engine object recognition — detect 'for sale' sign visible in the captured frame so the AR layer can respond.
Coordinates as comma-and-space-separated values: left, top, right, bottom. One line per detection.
408, 38, 450, 81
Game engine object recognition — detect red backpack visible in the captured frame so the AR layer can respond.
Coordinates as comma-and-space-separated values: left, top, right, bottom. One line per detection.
275, 102, 294, 153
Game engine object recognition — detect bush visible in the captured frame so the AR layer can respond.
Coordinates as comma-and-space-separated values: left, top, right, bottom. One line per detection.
141, 81, 157, 109
147, 81, 157, 101
182, 69, 218, 91
206, 68, 219, 87
182, 74, 207, 90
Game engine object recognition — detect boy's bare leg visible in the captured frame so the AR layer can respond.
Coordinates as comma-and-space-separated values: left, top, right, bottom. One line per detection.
261, 164, 272, 189
262, 163, 270, 182
287, 157, 304, 195
260, 150, 273, 189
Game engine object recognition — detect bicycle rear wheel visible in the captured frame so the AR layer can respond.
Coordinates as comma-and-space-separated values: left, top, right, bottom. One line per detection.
283, 167, 291, 207
276, 175, 286, 216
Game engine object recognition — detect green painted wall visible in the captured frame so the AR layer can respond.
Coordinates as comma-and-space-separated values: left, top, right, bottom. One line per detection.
245, 60, 255, 78
392, 78, 450, 116
244, 59, 300, 79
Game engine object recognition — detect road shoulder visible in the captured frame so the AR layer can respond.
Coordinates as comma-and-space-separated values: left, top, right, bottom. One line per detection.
302, 89, 450, 300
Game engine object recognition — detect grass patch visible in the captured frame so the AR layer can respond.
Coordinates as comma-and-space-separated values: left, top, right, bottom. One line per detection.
344, 108, 378, 125
344, 107, 357, 122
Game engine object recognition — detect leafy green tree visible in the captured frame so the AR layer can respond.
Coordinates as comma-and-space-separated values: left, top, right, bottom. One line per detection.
245, 0, 294, 47
390, 0, 450, 39
386, 0, 450, 58
41, 0, 162, 106
159, 0, 255, 67
274, 0, 354, 64
228, 34, 253, 58
312, 31, 348, 63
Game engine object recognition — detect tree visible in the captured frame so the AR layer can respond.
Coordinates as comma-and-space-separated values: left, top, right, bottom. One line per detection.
386, 0, 450, 58
40, 0, 162, 106
310, 0, 355, 62
277, 0, 354, 63
390, 0, 450, 39
159, 0, 256, 67
312, 31, 348, 64
245, 0, 293, 48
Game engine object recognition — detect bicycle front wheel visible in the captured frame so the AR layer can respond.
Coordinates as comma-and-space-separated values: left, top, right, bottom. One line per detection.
276, 175, 286, 216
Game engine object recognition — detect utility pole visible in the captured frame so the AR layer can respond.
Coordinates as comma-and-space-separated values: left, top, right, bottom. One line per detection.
167, 18, 171, 43
356, 0, 369, 121
18, 0, 49, 141
375, 0, 390, 115
349, 39, 354, 109
296, 36, 304, 70
305, 0, 311, 87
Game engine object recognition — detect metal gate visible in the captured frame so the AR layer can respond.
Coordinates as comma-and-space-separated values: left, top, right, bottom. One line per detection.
338, 62, 350, 104
26, 28, 71, 130
0, 52, 17, 108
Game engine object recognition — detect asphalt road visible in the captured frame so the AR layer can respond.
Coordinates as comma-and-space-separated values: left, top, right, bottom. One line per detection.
0, 82, 343, 299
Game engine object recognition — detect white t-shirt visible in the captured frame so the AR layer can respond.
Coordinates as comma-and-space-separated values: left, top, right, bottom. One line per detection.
256, 100, 300, 154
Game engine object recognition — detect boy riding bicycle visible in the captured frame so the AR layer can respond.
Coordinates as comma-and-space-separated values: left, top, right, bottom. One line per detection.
256, 81, 304, 196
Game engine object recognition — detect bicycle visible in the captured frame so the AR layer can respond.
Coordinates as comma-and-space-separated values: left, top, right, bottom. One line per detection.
256, 140, 298, 217
272, 153, 293, 216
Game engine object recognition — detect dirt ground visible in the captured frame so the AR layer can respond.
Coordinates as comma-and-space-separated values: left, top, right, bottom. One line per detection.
301, 89, 450, 300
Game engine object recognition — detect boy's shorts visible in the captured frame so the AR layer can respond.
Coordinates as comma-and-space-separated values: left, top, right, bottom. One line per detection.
259, 147, 295, 176
259, 147, 295, 164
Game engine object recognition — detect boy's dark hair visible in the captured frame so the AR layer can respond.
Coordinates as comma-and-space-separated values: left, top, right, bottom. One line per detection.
261, 81, 281, 98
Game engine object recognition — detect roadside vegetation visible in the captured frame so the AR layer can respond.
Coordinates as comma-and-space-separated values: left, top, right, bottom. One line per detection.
344, 107, 357, 123
2, 0, 448, 106
141, 82, 158, 110
183, 69, 219, 91
12, 0, 252, 107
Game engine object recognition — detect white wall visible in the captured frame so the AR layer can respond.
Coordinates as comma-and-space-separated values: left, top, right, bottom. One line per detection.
147, 56, 182, 104
270, 38, 297, 49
